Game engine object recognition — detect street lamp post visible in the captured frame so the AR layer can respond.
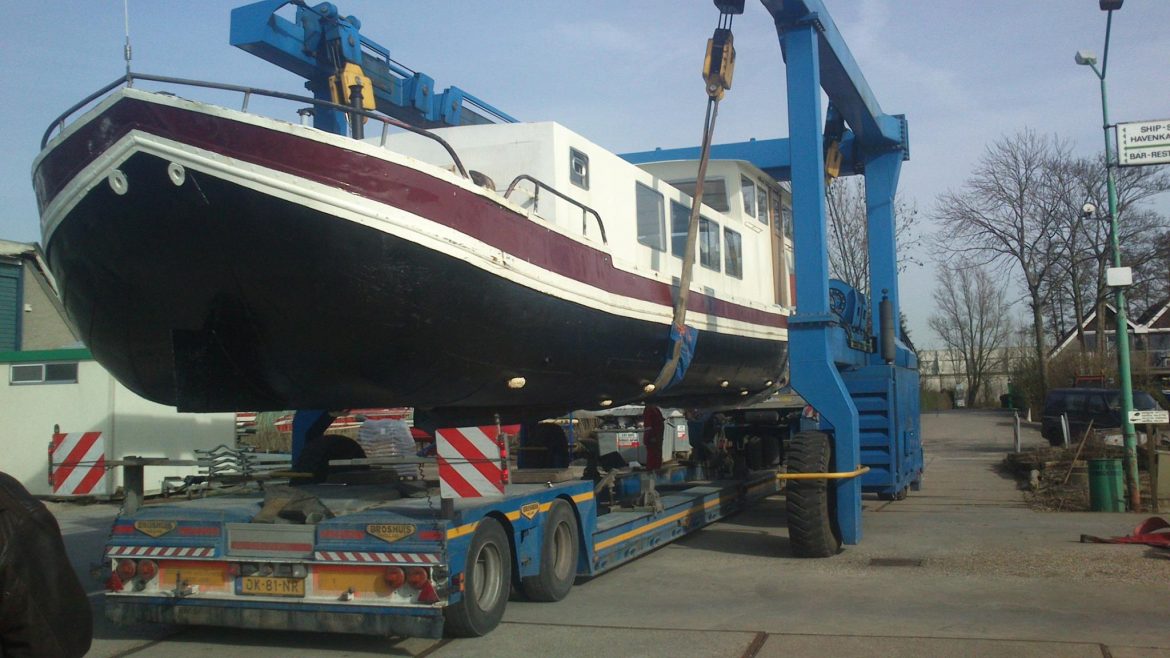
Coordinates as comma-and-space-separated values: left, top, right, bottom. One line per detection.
1076, 0, 1140, 510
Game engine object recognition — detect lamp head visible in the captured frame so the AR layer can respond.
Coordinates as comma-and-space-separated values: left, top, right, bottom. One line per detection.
1082, 202, 1097, 217
1075, 50, 1097, 66
1100, 0, 1123, 11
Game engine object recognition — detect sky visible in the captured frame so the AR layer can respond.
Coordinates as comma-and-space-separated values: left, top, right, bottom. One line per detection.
2, 0, 1168, 348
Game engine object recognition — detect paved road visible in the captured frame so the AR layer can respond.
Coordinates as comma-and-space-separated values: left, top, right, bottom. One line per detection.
55, 410, 1170, 657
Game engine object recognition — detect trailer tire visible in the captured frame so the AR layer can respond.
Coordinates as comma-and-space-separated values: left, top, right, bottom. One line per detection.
521, 499, 578, 602
785, 431, 842, 558
444, 518, 511, 637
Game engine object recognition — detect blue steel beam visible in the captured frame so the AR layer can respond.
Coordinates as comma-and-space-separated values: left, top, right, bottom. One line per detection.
863, 149, 909, 357
781, 21, 863, 545
621, 138, 791, 182
230, 1, 326, 80
620, 132, 862, 183
762, 0, 906, 154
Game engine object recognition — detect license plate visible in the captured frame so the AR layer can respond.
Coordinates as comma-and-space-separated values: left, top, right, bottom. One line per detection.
239, 576, 305, 597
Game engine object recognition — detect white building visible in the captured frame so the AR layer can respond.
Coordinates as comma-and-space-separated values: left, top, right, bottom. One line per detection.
1, 240, 233, 496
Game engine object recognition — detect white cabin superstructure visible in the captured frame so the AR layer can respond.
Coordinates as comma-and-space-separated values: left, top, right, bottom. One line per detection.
380, 121, 795, 320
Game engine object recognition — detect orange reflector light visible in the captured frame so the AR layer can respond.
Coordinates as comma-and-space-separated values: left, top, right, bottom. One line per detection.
115, 559, 137, 581
138, 559, 159, 581
406, 567, 428, 589
384, 566, 405, 589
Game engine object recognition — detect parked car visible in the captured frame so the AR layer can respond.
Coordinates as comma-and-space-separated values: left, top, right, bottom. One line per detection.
1040, 388, 1162, 446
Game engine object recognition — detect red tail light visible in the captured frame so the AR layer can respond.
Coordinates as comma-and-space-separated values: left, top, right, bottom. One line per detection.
498, 431, 510, 484
417, 580, 439, 604
115, 559, 137, 581
383, 566, 405, 589
406, 567, 429, 589
227, 563, 241, 576
137, 559, 158, 581
105, 572, 124, 592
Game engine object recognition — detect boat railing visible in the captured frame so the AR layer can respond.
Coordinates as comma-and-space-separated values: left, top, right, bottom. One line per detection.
40, 72, 470, 179
503, 174, 608, 245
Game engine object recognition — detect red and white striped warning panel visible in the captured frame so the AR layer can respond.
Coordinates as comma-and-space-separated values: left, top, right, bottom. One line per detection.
436, 425, 516, 499
107, 545, 216, 558
314, 551, 439, 564
49, 431, 109, 497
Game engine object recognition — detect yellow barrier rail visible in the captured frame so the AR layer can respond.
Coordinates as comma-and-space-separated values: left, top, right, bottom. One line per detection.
776, 465, 870, 481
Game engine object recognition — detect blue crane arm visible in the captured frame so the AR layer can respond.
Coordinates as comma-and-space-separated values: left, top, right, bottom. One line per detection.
229, 0, 516, 133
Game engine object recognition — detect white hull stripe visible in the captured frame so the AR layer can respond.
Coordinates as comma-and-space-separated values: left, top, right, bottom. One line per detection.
314, 551, 439, 564
107, 546, 215, 558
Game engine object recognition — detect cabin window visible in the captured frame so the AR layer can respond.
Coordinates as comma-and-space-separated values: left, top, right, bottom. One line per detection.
700, 217, 721, 271
741, 176, 756, 219
669, 178, 729, 212
635, 183, 665, 251
724, 227, 743, 279
570, 148, 589, 190
757, 184, 769, 226
9, 362, 79, 385
670, 201, 689, 257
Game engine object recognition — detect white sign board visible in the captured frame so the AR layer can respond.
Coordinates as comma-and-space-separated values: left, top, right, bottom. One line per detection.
1117, 119, 1170, 166
1128, 409, 1169, 425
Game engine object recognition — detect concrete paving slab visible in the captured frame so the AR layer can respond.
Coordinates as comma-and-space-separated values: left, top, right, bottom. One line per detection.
755, 634, 1104, 658
434, 625, 761, 658
1109, 647, 1170, 658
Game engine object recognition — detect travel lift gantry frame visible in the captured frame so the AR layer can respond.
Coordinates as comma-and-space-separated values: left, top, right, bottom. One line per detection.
231, 0, 922, 546
623, 0, 923, 545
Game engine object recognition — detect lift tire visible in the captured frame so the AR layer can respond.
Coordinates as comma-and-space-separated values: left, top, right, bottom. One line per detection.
521, 499, 579, 602
785, 431, 842, 558
444, 518, 512, 637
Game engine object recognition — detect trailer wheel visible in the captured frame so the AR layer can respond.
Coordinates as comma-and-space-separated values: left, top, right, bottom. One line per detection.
521, 499, 579, 602
785, 431, 842, 558
445, 518, 511, 637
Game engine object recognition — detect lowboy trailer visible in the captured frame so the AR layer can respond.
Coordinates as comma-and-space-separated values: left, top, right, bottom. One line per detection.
104, 464, 787, 637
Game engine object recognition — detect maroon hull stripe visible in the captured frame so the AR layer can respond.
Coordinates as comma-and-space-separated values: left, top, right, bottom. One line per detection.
36, 93, 787, 330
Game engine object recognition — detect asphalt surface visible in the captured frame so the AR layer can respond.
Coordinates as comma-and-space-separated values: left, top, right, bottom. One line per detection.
51, 409, 1170, 657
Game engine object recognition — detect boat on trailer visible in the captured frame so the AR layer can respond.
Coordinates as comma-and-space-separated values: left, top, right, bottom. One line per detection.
33, 76, 796, 424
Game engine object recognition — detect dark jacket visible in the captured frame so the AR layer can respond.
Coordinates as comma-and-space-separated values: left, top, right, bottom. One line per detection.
0, 472, 93, 658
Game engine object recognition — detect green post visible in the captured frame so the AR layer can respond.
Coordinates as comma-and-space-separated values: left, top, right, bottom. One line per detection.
1081, 6, 1140, 510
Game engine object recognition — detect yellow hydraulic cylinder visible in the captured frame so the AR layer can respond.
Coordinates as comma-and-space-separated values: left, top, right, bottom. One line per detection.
329, 62, 376, 111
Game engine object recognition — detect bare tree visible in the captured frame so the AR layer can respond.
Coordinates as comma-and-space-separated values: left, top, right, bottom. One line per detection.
1073, 159, 1170, 346
825, 176, 921, 297
933, 130, 1072, 392
1011, 152, 1170, 356
929, 261, 1012, 407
